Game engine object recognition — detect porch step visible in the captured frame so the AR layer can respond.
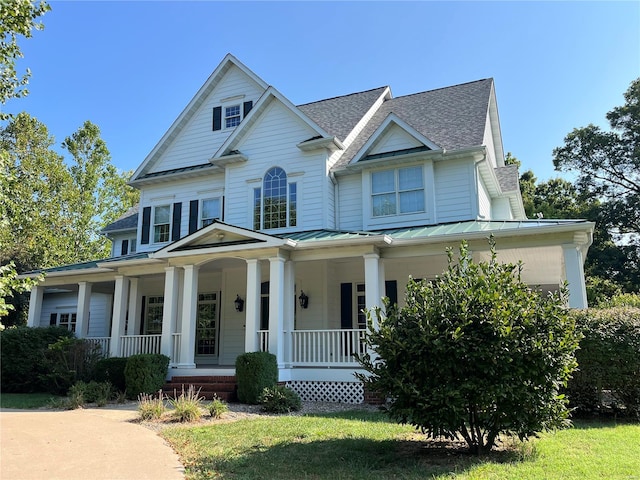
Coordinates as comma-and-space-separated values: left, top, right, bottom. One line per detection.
162, 375, 237, 402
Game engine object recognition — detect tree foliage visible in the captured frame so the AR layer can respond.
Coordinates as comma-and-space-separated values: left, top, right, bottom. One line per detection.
356, 239, 579, 454
0, 0, 50, 117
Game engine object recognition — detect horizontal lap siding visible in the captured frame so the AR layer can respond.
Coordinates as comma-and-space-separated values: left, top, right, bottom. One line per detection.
478, 177, 491, 219
40, 292, 112, 336
149, 66, 265, 173
369, 125, 422, 155
434, 159, 474, 223
337, 174, 362, 230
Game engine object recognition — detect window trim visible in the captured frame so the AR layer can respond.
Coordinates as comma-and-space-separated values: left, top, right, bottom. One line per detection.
144, 295, 164, 335
371, 165, 425, 218
153, 204, 171, 244
224, 104, 241, 129
253, 167, 297, 231
200, 197, 222, 228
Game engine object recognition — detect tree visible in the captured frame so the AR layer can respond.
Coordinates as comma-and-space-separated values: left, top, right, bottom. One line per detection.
356, 239, 579, 454
0, 0, 50, 117
0, 262, 38, 322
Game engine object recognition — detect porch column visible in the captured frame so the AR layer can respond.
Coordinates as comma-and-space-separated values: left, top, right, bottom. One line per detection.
268, 255, 286, 367
161, 267, 180, 361
283, 260, 295, 366
563, 242, 588, 309
26, 285, 44, 327
109, 275, 130, 357
178, 264, 199, 368
127, 277, 142, 336
363, 253, 383, 329
244, 259, 261, 353
75, 282, 92, 338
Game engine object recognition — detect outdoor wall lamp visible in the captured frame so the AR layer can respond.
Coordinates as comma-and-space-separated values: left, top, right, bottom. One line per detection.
298, 290, 309, 309
234, 294, 244, 312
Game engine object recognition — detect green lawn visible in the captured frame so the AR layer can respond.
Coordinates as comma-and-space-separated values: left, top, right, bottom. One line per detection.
0, 392, 60, 409
162, 411, 640, 480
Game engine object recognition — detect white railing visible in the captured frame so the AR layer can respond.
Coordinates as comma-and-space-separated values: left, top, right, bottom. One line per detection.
119, 334, 161, 357
291, 329, 366, 366
86, 337, 110, 357
172, 333, 181, 363
258, 330, 269, 352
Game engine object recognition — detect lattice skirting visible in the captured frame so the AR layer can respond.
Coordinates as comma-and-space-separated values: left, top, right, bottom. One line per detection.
285, 380, 364, 404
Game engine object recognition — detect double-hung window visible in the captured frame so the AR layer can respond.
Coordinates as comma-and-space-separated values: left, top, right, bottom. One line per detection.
145, 296, 164, 334
201, 198, 221, 227
372, 166, 424, 217
224, 105, 241, 129
253, 167, 297, 230
50, 312, 77, 332
153, 205, 171, 243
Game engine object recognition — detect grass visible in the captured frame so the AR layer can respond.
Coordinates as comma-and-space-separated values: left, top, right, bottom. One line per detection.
161, 411, 640, 480
0, 392, 62, 409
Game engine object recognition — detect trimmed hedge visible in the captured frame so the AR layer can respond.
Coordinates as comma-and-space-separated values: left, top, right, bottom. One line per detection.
567, 307, 640, 418
95, 357, 128, 393
124, 353, 170, 399
235, 351, 278, 404
0, 326, 75, 392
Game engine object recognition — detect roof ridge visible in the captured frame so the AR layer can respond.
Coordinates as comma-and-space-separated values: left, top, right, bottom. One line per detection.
297, 86, 388, 107
391, 78, 492, 101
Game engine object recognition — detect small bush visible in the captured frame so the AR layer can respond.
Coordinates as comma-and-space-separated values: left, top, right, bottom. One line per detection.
124, 354, 169, 399
66, 381, 113, 407
137, 391, 166, 420
235, 351, 278, 404
0, 326, 74, 392
95, 357, 127, 393
208, 396, 229, 418
39, 337, 102, 395
169, 385, 204, 422
260, 385, 302, 413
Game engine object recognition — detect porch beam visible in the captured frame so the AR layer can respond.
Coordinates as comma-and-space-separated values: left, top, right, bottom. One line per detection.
161, 266, 181, 361
244, 259, 261, 353
178, 264, 198, 368
26, 285, 44, 327
109, 275, 130, 357
75, 281, 92, 338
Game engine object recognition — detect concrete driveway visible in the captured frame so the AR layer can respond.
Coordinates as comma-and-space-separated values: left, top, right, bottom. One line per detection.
0, 404, 184, 480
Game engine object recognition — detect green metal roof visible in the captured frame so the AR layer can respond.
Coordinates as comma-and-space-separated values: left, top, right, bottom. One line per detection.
24, 253, 150, 275
277, 230, 378, 242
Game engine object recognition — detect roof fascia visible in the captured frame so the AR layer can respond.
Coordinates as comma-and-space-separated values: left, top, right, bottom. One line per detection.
130, 54, 268, 182
211, 86, 336, 159
487, 81, 505, 167
349, 113, 442, 165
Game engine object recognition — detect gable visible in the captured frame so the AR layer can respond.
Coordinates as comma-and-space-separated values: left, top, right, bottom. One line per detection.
368, 124, 424, 156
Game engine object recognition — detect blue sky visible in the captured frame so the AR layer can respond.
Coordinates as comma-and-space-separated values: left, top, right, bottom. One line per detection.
4, 1, 639, 181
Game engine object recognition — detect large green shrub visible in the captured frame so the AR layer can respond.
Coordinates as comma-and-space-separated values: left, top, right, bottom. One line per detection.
567, 307, 640, 418
39, 337, 102, 394
235, 351, 278, 404
0, 326, 74, 392
95, 357, 128, 393
124, 353, 169, 399
356, 239, 579, 454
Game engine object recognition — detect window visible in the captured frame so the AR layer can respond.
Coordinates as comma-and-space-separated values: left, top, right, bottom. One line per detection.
120, 237, 137, 256
196, 293, 218, 356
225, 105, 241, 128
201, 198, 221, 227
253, 167, 297, 230
55, 312, 77, 333
372, 166, 424, 217
153, 205, 171, 243
144, 296, 164, 334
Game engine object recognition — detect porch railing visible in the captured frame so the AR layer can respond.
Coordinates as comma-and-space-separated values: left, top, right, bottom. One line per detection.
291, 329, 366, 367
258, 330, 269, 352
86, 337, 110, 357
119, 334, 161, 357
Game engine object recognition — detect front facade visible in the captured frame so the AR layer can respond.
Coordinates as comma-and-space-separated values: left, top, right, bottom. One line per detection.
24, 54, 594, 403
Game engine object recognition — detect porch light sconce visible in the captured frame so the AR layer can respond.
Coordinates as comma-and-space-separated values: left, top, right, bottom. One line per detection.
234, 294, 244, 312
298, 290, 309, 309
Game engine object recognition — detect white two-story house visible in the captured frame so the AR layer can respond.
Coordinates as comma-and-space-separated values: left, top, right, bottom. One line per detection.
24, 54, 593, 403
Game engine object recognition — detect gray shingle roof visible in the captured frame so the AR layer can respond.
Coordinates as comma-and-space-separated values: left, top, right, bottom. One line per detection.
101, 205, 139, 233
333, 79, 494, 168
298, 87, 388, 141
495, 165, 520, 192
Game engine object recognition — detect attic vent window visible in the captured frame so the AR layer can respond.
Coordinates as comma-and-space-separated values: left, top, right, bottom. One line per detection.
225, 105, 241, 128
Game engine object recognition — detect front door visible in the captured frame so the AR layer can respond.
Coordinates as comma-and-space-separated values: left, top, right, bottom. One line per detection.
195, 292, 220, 364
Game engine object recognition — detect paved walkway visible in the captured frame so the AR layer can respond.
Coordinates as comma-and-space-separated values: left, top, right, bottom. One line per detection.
0, 404, 184, 480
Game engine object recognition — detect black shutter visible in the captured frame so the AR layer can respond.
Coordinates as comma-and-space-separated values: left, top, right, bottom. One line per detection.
243, 101, 253, 117
189, 200, 199, 234
49, 313, 57, 326
340, 283, 353, 329
172, 202, 182, 241
141, 206, 151, 244
212, 106, 222, 131
385, 280, 398, 310
140, 296, 146, 335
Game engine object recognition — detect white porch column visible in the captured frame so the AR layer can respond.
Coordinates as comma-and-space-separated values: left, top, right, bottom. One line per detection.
364, 252, 382, 329
127, 277, 142, 336
75, 282, 92, 338
268, 255, 286, 367
244, 259, 261, 353
283, 260, 295, 366
109, 275, 130, 357
563, 243, 588, 309
161, 267, 180, 361
26, 285, 44, 327
178, 264, 199, 368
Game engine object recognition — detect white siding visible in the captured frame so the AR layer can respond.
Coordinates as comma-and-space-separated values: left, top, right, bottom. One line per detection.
39, 292, 112, 337
219, 267, 246, 365
492, 197, 513, 219
336, 173, 362, 230
368, 124, 422, 155
478, 176, 492, 219
149, 65, 265, 173
434, 159, 475, 223
482, 110, 498, 169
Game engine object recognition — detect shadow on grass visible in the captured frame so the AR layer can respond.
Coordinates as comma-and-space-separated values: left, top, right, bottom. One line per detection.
185, 435, 532, 480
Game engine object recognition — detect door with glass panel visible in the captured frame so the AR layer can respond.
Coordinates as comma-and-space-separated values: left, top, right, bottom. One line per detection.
195, 292, 220, 364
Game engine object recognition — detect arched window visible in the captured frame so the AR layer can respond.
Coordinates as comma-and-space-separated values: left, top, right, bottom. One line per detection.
253, 167, 297, 230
